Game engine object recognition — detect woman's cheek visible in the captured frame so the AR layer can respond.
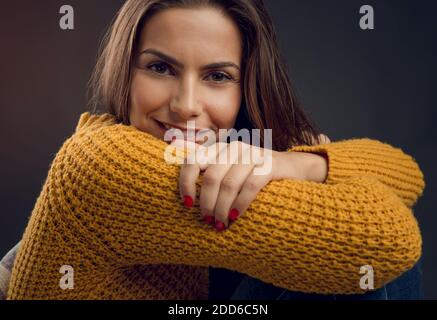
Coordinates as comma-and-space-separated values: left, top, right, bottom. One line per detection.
131, 74, 171, 115
205, 87, 242, 128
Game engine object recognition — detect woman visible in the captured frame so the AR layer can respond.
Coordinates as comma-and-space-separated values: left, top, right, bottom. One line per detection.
5, 0, 425, 299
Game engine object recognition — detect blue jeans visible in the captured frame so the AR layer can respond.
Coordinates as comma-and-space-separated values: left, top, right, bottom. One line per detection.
228, 258, 424, 300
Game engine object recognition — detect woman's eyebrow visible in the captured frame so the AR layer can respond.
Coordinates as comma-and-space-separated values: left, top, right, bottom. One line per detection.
139, 48, 240, 71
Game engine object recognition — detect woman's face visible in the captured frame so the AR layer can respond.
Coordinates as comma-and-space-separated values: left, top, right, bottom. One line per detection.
129, 7, 243, 143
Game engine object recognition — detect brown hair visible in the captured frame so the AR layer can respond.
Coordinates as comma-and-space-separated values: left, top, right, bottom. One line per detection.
88, 0, 324, 150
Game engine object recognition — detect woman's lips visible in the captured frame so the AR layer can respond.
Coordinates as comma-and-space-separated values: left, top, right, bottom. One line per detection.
154, 119, 213, 144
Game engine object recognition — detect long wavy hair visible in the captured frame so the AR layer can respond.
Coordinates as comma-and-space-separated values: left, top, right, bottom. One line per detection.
88, 0, 324, 150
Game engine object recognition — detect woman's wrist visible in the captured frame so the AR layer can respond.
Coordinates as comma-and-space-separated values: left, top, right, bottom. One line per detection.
304, 152, 328, 183
275, 151, 328, 183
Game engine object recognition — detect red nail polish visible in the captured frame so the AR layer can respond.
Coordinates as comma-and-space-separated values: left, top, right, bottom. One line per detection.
229, 208, 240, 222
203, 215, 214, 225
183, 195, 193, 208
215, 220, 226, 232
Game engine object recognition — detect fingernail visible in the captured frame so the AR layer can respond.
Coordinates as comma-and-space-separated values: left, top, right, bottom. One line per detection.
215, 220, 226, 232
203, 215, 214, 225
183, 195, 193, 208
229, 208, 240, 222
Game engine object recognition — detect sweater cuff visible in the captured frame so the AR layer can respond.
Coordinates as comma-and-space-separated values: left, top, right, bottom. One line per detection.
288, 139, 359, 185
287, 138, 426, 204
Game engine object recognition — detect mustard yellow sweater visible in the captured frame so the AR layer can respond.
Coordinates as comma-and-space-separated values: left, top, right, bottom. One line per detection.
7, 112, 425, 299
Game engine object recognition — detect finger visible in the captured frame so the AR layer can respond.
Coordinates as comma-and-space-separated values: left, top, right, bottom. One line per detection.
214, 162, 255, 228
171, 138, 201, 160
318, 134, 331, 144
199, 143, 240, 225
196, 142, 228, 171
230, 168, 272, 221
179, 162, 201, 209
173, 138, 203, 209
199, 163, 233, 225
174, 139, 227, 171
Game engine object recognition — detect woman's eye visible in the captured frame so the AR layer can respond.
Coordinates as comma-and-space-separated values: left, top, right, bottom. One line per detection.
206, 72, 233, 83
148, 62, 173, 75
146, 64, 233, 83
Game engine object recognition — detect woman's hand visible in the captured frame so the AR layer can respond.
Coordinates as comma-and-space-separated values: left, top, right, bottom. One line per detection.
174, 134, 330, 231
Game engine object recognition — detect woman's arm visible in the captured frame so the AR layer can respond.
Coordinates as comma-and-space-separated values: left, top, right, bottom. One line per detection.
288, 137, 425, 208
42, 112, 422, 295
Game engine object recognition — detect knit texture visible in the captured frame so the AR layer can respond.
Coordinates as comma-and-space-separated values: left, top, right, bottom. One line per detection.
289, 139, 425, 208
7, 112, 425, 299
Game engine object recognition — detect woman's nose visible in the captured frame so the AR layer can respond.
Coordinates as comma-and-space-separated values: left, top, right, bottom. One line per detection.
170, 77, 203, 120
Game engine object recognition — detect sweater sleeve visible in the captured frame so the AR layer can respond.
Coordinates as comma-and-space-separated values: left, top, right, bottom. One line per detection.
51, 113, 422, 295
288, 138, 425, 208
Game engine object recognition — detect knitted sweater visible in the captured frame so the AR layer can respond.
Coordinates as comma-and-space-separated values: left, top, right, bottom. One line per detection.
7, 112, 425, 299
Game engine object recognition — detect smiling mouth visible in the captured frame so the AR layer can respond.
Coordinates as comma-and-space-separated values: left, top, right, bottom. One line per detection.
154, 119, 213, 143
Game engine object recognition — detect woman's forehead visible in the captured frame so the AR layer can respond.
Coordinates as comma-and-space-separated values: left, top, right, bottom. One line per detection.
137, 7, 242, 63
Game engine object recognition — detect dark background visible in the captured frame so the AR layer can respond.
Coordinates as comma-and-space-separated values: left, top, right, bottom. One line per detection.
0, 0, 435, 298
